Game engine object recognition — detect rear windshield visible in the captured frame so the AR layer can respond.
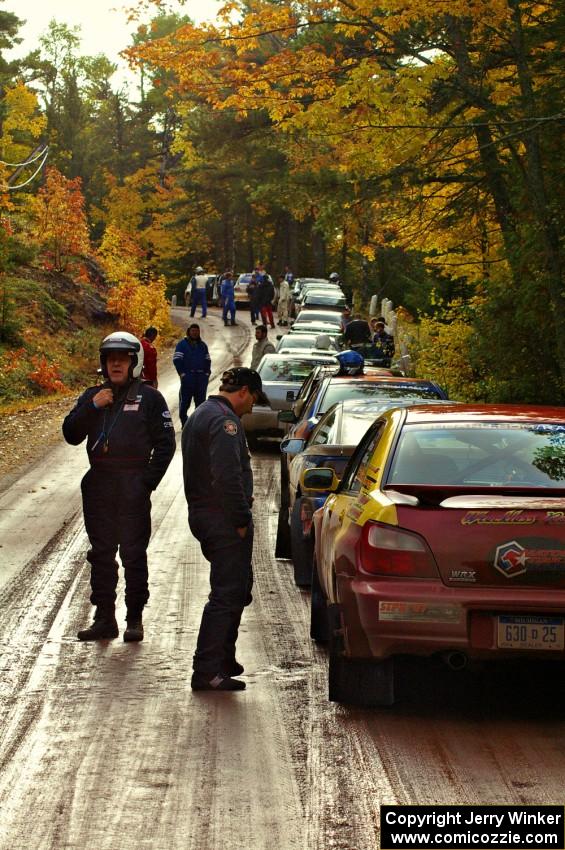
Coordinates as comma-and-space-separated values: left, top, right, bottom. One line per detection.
304, 294, 346, 306
295, 311, 342, 326
387, 423, 565, 487
260, 358, 337, 382
319, 383, 442, 414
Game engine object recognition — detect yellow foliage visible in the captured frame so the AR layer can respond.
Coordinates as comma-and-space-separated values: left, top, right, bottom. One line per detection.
98, 224, 145, 285
0, 83, 46, 165
106, 275, 175, 339
410, 299, 486, 401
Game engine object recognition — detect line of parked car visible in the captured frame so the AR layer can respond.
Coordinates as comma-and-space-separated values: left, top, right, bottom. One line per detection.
243, 335, 565, 709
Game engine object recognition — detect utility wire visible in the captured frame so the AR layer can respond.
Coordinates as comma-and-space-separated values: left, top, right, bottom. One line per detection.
6, 148, 49, 191
0, 145, 49, 169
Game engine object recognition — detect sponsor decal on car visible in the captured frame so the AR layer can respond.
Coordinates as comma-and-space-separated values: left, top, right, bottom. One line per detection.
462, 510, 537, 526
494, 539, 565, 578
546, 511, 565, 525
379, 601, 462, 623
494, 541, 527, 578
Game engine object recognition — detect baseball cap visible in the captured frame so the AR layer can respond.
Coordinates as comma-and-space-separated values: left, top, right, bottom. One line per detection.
220, 367, 269, 406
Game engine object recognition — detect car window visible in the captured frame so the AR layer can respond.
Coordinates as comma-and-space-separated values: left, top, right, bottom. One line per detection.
260, 358, 336, 382
387, 422, 565, 487
309, 409, 338, 446
340, 422, 386, 493
340, 414, 377, 445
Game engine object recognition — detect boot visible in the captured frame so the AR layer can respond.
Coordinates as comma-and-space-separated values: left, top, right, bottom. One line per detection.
230, 319, 236, 326
124, 614, 144, 642
77, 606, 119, 641
224, 319, 229, 326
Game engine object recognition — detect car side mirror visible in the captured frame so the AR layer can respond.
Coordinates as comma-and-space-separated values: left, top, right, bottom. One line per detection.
278, 410, 296, 423
301, 467, 340, 493
286, 390, 296, 401
281, 437, 305, 454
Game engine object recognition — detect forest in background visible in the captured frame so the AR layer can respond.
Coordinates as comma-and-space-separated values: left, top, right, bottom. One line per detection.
0, 0, 563, 406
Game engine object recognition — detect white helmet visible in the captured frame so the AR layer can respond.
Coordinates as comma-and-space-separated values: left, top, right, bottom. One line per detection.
99, 331, 144, 380
195, 265, 204, 273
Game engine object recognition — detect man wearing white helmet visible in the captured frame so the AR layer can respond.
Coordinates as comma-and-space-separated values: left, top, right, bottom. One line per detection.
63, 332, 176, 643
188, 265, 208, 318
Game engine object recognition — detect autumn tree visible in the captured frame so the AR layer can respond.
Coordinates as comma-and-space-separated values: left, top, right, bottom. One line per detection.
30, 165, 90, 272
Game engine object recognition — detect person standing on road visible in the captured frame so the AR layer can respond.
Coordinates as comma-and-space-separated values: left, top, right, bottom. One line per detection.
140, 326, 159, 388
173, 324, 212, 426
62, 332, 176, 643
277, 274, 290, 326
182, 367, 269, 691
221, 270, 237, 326
189, 265, 208, 318
247, 274, 260, 325
250, 324, 275, 369
257, 274, 276, 329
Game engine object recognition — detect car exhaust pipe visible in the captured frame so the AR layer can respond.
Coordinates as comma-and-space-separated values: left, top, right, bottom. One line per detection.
442, 651, 468, 671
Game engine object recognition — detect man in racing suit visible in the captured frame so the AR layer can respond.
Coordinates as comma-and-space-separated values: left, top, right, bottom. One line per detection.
62, 332, 176, 642
173, 323, 212, 426
189, 265, 208, 318
221, 270, 237, 326
182, 367, 269, 691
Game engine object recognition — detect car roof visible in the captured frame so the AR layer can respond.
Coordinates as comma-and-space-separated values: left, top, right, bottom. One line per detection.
403, 403, 565, 424
324, 374, 437, 385
261, 352, 338, 362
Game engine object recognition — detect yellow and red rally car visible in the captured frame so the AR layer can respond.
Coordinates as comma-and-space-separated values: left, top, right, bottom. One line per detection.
311, 404, 565, 706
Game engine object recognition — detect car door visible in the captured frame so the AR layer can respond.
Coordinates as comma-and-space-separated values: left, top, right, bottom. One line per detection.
319, 421, 386, 601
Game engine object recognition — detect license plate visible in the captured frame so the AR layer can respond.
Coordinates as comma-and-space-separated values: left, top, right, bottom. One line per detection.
497, 615, 564, 651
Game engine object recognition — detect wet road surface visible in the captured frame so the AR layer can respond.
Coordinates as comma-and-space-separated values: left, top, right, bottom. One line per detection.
1, 309, 564, 850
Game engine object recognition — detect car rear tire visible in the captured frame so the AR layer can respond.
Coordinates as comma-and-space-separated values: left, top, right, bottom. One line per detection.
327, 604, 394, 706
275, 506, 291, 559
310, 557, 329, 643
290, 499, 313, 587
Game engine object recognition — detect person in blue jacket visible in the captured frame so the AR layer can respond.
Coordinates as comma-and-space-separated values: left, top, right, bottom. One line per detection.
220, 270, 237, 326
173, 324, 212, 426
182, 366, 269, 691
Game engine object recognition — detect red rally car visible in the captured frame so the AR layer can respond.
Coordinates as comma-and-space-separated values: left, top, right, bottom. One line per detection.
310, 404, 565, 706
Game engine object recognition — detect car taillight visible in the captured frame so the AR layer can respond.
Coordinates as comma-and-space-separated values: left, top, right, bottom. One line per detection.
358, 522, 438, 578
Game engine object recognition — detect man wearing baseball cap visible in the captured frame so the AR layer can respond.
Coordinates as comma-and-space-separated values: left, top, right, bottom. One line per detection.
181, 367, 268, 691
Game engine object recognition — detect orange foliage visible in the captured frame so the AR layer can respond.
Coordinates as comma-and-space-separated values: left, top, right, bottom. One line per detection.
27, 354, 66, 394
31, 167, 90, 273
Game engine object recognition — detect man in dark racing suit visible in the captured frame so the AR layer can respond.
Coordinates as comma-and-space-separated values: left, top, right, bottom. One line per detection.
182, 367, 269, 691
63, 332, 176, 643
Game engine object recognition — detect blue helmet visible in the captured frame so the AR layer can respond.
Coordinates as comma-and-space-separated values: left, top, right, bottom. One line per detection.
336, 349, 364, 375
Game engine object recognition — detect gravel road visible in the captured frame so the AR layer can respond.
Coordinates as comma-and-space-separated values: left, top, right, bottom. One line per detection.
1, 309, 564, 850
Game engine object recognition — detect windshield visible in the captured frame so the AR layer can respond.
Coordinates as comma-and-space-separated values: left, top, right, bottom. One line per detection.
260, 358, 337, 382
387, 422, 565, 487
319, 383, 442, 414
